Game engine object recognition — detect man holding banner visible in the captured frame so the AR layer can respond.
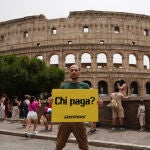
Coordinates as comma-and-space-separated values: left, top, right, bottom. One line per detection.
53, 64, 102, 150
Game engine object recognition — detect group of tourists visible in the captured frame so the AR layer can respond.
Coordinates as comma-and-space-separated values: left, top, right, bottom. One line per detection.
0, 93, 53, 138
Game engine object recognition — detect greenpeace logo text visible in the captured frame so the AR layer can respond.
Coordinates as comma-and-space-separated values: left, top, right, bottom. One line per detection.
64, 115, 86, 119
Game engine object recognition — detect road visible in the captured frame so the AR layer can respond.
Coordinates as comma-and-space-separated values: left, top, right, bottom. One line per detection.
0, 134, 121, 150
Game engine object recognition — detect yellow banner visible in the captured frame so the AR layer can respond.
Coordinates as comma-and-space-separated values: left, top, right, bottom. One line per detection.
51, 89, 98, 122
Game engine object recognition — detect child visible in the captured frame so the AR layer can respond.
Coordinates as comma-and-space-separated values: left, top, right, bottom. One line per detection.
137, 100, 145, 131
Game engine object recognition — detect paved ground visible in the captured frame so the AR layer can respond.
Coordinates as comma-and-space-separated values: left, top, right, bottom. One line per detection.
0, 134, 121, 150
0, 120, 150, 150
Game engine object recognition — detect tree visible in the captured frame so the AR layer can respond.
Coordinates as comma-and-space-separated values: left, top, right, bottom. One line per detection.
0, 55, 65, 98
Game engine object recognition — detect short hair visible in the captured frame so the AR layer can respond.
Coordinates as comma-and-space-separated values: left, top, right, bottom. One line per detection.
119, 80, 125, 86
69, 64, 80, 71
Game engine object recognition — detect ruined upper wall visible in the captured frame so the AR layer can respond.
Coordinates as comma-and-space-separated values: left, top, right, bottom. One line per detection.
68, 10, 150, 19
0, 10, 150, 51
0, 14, 47, 25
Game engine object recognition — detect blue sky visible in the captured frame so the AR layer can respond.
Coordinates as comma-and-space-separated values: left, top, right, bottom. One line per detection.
0, 0, 150, 22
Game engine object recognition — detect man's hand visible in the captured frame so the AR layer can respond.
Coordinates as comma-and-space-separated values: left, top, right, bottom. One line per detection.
125, 96, 130, 99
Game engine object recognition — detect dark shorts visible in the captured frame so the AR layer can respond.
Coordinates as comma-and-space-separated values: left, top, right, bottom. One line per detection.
23, 109, 28, 118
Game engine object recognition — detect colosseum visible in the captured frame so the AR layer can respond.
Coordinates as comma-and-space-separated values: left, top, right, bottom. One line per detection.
0, 10, 150, 128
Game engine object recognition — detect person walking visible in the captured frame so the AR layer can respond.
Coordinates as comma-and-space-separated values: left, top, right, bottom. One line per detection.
25, 96, 41, 138
55, 64, 101, 150
137, 97, 145, 131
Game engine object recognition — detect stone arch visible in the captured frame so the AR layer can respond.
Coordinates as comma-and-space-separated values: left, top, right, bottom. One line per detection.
114, 80, 121, 92
63, 51, 76, 58
145, 81, 150, 96
129, 54, 137, 68
113, 53, 123, 68
37, 55, 44, 61
143, 55, 150, 69
97, 53, 107, 68
65, 54, 75, 68
32, 53, 45, 62
98, 80, 108, 96
82, 80, 92, 88
50, 54, 59, 67
130, 81, 139, 96
81, 53, 91, 68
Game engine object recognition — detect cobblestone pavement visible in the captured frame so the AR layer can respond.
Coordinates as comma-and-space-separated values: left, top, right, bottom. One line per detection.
0, 120, 150, 150
0, 134, 122, 150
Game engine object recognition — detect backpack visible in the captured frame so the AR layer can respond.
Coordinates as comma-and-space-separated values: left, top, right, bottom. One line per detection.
20, 100, 28, 112
107, 93, 118, 109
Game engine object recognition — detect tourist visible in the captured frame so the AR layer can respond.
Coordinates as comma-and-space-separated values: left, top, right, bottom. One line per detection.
137, 97, 145, 131
111, 86, 129, 131
22, 94, 30, 127
117, 79, 128, 96
25, 96, 41, 138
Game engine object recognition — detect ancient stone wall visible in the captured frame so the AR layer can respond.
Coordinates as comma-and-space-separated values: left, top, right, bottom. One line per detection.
0, 10, 150, 96
1, 10, 150, 128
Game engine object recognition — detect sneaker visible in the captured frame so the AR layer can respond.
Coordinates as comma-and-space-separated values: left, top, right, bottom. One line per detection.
111, 127, 116, 131
92, 129, 96, 133
87, 129, 96, 134
25, 132, 29, 138
87, 130, 93, 134
139, 128, 145, 132
32, 131, 38, 135
120, 127, 125, 131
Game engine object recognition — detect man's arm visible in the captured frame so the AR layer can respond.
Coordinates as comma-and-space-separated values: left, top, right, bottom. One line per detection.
120, 93, 130, 99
